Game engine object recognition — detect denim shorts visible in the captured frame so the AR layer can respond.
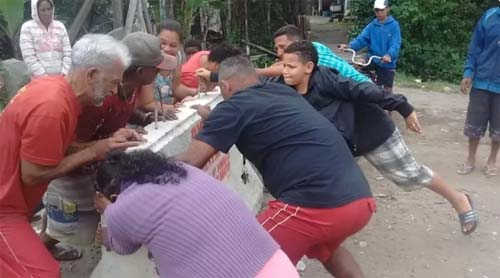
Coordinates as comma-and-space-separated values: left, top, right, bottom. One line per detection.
464, 88, 500, 141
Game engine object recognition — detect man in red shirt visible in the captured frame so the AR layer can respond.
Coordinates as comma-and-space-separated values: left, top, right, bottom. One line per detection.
38, 32, 178, 260
0, 34, 143, 278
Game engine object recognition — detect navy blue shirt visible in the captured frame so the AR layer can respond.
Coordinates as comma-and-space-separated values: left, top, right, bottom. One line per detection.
196, 81, 372, 208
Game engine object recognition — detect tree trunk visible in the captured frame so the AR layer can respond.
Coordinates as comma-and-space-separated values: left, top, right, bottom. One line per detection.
142, 0, 153, 33
165, 0, 174, 19
266, 0, 271, 36
68, 0, 96, 42
111, 0, 123, 29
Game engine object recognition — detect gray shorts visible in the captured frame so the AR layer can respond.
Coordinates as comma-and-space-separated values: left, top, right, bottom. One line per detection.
464, 88, 500, 142
364, 128, 434, 191
43, 175, 99, 245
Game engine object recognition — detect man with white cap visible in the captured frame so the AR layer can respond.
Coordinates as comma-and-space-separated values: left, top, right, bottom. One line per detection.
340, 0, 401, 94
39, 32, 178, 262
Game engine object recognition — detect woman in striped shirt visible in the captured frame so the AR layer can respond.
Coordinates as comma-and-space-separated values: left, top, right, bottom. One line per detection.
19, 0, 71, 78
94, 150, 299, 278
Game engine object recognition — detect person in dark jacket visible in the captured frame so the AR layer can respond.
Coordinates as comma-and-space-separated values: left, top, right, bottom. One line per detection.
276, 41, 479, 238
458, 6, 500, 177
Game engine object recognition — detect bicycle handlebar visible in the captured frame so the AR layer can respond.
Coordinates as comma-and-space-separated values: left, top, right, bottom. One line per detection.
339, 47, 382, 67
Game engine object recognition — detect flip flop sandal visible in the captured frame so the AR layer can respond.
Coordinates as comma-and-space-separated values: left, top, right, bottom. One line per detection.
458, 194, 479, 235
457, 163, 475, 175
51, 244, 83, 261
483, 165, 498, 178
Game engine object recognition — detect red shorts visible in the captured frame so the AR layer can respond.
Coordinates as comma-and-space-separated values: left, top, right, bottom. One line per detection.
0, 215, 60, 278
257, 198, 376, 264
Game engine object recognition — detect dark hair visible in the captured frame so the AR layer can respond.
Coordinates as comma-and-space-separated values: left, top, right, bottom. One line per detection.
37, 0, 53, 9
184, 39, 202, 51
283, 40, 318, 67
96, 150, 187, 199
207, 42, 244, 64
273, 24, 302, 41
156, 19, 183, 42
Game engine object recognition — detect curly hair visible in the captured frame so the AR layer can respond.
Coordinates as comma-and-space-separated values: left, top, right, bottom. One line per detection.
96, 150, 187, 199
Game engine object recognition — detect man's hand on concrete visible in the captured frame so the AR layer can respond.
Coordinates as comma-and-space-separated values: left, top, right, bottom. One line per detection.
112, 128, 145, 141
90, 136, 143, 161
191, 104, 211, 121
195, 67, 211, 81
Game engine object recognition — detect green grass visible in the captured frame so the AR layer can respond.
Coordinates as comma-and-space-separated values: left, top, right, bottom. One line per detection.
394, 72, 460, 93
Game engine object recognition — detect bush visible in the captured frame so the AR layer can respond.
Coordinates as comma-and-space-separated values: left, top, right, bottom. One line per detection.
349, 0, 493, 82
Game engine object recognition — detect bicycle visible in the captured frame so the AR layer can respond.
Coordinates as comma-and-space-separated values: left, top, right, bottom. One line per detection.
338, 46, 382, 85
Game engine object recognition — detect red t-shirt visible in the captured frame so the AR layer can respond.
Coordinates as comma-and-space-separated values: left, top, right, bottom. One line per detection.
0, 76, 81, 219
181, 50, 210, 89
76, 88, 139, 141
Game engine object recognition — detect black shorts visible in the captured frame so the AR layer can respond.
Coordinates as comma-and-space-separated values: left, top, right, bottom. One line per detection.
464, 88, 500, 141
366, 63, 396, 89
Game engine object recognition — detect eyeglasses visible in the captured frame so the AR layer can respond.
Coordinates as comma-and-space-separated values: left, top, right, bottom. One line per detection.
374, 8, 385, 12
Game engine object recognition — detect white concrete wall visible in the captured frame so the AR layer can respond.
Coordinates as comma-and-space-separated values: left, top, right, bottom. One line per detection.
91, 89, 263, 278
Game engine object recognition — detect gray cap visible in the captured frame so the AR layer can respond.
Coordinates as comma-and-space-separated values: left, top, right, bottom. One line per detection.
122, 32, 176, 70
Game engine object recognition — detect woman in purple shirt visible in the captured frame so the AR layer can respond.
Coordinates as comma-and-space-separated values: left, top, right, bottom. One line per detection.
94, 150, 298, 278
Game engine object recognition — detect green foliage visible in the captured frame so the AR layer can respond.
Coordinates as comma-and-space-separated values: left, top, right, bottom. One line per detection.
0, 0, 25, 58
0, 0, 24, 39
349, 0, 492, 82
252, 55, 276, 68
175, 0, 225, 39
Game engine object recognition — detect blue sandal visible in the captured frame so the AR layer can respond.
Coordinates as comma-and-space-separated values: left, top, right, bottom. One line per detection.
458, 194, 479, 235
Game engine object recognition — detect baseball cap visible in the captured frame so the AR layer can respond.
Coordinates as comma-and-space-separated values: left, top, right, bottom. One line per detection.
374, 0, 388, 9
122, 32, 177, 70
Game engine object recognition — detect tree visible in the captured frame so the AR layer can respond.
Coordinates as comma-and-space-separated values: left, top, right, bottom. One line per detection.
0, 0, 25, 59
177, 0, 224, 39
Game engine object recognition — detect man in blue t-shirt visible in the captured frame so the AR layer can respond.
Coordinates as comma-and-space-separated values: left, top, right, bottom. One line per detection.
458, 6, 500, 178
178, 55, 375, 277
340, 0, 401, 93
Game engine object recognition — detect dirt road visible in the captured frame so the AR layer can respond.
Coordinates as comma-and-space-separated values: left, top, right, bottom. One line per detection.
300, 87, 500, 278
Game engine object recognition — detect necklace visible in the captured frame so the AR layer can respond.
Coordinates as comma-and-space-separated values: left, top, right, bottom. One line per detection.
118, 82, 136, 105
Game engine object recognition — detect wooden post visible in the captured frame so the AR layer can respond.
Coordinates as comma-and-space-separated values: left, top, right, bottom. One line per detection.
68, 0, 96, 42
142, 0, 154, 33
112, 0, 123, 29
136, 0, 147, 32
244, 0, 250, 55
124, 0, 139, 35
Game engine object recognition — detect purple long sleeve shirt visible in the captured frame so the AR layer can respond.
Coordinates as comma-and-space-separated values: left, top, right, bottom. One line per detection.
103, 163, 279, 278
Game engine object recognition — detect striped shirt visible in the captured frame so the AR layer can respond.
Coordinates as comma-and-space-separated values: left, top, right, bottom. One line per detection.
104, 163, 279, 278
19, 1, 71, 77
313, 41, 370, 83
